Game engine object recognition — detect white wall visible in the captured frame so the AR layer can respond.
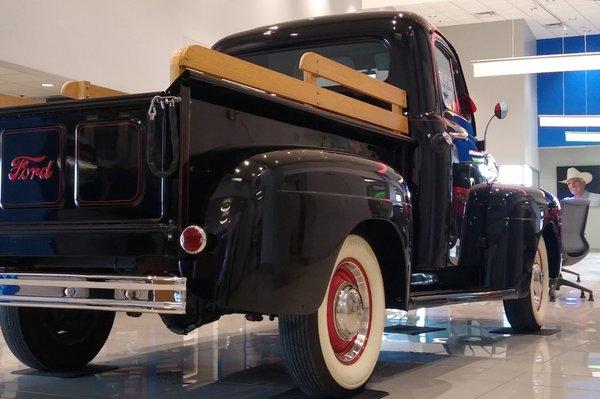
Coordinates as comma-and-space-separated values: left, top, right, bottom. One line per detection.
441, 20, 539, 170
540, 147, 600, 250
0, 0, 360, 94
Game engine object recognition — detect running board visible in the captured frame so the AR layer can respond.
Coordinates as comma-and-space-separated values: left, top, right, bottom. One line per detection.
409, 289, 519, 309
0, 273, 186, 314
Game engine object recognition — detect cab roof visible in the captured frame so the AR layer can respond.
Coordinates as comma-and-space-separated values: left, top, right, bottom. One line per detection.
213, 11, 436, 55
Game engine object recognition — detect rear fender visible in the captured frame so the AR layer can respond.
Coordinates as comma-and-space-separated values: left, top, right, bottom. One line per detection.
186, 149, 411, 315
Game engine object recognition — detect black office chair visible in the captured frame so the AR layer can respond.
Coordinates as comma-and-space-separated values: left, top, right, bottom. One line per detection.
550, 199, 594, 301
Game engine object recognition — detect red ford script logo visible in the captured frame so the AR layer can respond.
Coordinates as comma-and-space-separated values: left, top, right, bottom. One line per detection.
8, 156, 55, 181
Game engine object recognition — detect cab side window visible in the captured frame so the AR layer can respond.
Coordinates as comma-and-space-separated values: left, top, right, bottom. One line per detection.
434, 45, 458, 113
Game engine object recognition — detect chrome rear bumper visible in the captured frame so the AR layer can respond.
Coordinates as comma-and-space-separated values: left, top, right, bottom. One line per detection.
0, 273, 186, 314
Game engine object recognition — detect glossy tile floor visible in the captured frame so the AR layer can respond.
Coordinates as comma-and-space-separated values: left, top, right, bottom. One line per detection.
2, 255, 600, 398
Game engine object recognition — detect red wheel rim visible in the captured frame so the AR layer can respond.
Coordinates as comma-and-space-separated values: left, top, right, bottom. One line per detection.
326, 257, 372, 364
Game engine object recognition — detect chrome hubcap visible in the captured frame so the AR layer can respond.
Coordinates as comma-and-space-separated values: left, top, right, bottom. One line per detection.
327, 259, 371, 364
334, 285, 364, 340
531, 251, 544, 311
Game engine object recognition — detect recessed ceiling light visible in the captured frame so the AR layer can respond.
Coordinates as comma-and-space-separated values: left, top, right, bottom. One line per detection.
544, 22, 563, 28
474, 11, 496, 17
41, 83, 54, 87
569, 17, 577, 21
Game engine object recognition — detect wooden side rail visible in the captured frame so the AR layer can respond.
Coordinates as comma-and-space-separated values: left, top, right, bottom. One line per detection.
0, 93, 37, 108
171, 45, 408, 134
300, 52, 407, 112
61, 81, 126, 100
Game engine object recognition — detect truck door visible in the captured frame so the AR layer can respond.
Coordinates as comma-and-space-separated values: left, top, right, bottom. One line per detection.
434, 37, 478, 266
433, 40, 481, 266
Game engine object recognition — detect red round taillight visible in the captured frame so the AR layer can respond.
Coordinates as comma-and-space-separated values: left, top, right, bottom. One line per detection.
180, 225, 207, 254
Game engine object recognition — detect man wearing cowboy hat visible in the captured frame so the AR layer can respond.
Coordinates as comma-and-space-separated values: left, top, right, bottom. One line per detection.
560, 167, 600, 206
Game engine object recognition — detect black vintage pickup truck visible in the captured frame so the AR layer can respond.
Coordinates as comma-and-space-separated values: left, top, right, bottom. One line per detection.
0, 11, 560, 398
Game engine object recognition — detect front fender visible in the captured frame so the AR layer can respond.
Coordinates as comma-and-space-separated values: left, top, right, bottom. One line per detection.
188, 149, 411, 315
460, 183, 554, 296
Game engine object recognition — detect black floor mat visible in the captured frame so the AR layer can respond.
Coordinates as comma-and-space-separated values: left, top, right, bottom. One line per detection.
384, 325, 446, 335
488, 328, 560, 336
13, 364, 118, 378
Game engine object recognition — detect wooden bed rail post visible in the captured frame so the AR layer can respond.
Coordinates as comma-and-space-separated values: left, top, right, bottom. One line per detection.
61, 81, 126, 100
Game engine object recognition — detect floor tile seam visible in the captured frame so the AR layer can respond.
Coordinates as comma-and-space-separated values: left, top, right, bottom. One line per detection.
540, 340, 592, 366
473, 371, 526, 398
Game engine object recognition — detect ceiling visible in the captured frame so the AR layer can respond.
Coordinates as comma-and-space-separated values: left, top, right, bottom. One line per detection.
362, 0, 600, 38
0, 60, 70, 99
2, 0, 599, 100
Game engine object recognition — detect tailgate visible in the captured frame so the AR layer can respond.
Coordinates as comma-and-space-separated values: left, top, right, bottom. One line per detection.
0, 94, 166, 226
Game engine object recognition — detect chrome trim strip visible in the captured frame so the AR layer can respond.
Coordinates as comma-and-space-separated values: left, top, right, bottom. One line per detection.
0, 273, 187, 314
411, 289, 519, 306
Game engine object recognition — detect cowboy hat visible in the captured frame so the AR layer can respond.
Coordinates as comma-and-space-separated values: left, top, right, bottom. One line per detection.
560, 167, 593, 184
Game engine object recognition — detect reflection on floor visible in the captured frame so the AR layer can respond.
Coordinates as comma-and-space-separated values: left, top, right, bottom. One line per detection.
2, 254, 600, 398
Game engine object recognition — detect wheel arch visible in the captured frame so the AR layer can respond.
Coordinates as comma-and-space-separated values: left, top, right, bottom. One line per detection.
352, 219, 411, 310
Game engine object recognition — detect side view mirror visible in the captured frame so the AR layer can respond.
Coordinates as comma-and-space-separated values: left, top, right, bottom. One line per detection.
478, 101, 508, 153
494, 101, 508, 119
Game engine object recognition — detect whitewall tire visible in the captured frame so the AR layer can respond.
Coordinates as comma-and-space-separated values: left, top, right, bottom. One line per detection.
503, 236, 550, 332
279, 234, 385, 397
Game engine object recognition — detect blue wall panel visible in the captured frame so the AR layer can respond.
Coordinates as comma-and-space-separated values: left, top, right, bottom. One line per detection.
537, 34, 600, 147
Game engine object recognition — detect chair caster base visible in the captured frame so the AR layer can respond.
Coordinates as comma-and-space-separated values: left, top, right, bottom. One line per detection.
589, 294, 594, 301
581, 291, 586, 299
577, 278, 581, 282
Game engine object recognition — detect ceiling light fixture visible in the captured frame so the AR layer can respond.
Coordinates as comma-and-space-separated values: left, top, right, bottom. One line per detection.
473, 52, 600, 77
539, 115, 600, 127
472, 0, 588, 77
565, 131, 600, 142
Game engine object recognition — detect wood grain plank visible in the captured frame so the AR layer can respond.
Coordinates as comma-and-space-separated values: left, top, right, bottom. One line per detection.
299, 52, 407, 109
61, 81, 125, 99
0, 93, 36, 107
